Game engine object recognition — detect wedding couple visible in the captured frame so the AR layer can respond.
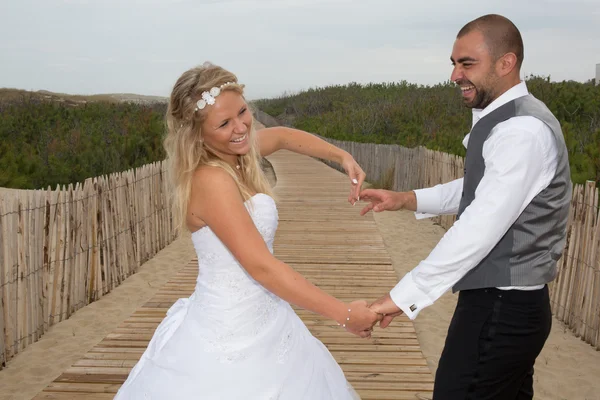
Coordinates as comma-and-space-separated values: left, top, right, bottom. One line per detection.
115, 14, 571, 400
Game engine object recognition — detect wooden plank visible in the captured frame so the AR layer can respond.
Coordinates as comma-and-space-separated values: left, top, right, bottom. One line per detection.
73, 359, 139, 368
32, 394, 115, 400
43, 382, 121, 393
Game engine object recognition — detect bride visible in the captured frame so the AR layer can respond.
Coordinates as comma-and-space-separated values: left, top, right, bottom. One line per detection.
114, 62, 381, 399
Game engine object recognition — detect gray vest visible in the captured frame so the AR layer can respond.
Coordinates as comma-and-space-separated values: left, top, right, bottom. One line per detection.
453, 94, 572, 292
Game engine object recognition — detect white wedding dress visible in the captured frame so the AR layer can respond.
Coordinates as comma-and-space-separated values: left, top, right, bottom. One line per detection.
114, 193, 360, 399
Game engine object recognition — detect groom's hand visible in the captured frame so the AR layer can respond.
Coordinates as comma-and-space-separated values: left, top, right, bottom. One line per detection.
369, 293, 403, 328
358, 189, 417, 215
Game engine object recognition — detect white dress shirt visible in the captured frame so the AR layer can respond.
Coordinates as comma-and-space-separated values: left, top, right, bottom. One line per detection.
390, 81, 559, 320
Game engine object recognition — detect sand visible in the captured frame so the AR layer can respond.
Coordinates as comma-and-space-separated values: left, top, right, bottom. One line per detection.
0, 234, 196, 400
372, 209, 600, 400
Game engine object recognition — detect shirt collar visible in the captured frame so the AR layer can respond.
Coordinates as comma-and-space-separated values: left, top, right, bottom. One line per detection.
471, 81, 529, 128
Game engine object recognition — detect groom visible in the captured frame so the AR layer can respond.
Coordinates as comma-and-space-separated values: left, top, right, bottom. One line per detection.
360, 14, 571, 400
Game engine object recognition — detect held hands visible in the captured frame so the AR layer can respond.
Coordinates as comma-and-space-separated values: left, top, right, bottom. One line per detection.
368, 293, 404, 329
340, 300, 382, 338
340, 295, 403, 337
340, 155, 366, 205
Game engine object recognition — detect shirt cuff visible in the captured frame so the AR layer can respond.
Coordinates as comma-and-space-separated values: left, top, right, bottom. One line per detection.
414, 186, 442, 215
389, 271, 434, 320
414, 212, 437, 220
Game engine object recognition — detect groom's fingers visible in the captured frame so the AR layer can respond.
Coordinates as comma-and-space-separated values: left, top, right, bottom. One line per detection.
380, 315, 393, 328
372, 201, 389, 213
379, 310, 404, 328
359, 188, 385, 199
358, 188, 375, 200
359, 202, 375, 216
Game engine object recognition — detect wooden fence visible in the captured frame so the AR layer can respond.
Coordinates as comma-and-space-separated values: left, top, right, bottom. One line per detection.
0, 161, 176, 369
318, 137, 600, 349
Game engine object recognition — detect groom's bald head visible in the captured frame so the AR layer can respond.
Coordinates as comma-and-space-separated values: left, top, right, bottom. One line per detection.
457, 14, 524, 70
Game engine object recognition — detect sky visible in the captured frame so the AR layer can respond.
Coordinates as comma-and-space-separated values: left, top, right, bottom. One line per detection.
1, 0, 599, 100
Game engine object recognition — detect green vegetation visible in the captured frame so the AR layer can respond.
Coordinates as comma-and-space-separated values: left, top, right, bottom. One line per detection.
0, 94, 167, 189
254, 76, 600, 184
1, 76, 598, 190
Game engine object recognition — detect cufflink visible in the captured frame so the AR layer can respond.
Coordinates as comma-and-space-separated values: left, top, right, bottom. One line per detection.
410, 304, 417, 312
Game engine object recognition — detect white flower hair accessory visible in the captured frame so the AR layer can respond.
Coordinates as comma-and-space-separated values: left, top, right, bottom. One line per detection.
194, 82, 236, 111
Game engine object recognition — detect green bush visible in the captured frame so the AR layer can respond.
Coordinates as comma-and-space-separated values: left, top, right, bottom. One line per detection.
0, 96, 167, 189
2, 75, 598, 189
254, 76, 600, 185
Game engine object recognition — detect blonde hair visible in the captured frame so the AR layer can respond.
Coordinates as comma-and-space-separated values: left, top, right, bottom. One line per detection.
164, 62, 274, 232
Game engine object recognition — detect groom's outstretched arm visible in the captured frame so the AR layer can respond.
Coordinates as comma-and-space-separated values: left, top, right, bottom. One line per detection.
360, 178, 463, 328
372, 128, 550, 323
358, 178, 463, 217
414, 178, 464, 216
360, 179, 463, 326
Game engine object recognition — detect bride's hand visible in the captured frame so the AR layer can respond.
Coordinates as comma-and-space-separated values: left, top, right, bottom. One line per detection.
340, 300, 382, 338
340, 155, 366, 205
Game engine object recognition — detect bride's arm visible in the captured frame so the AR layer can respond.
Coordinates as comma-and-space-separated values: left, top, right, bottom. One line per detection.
189, 166, 380, 336
258, 126, 347, 162
257, 126, 366, 204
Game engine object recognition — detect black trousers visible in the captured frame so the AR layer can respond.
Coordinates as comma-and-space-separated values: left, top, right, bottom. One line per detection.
433, 285, 552, 400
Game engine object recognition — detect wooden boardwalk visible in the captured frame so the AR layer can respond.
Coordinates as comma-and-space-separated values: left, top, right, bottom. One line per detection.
32, 150, 434, 399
